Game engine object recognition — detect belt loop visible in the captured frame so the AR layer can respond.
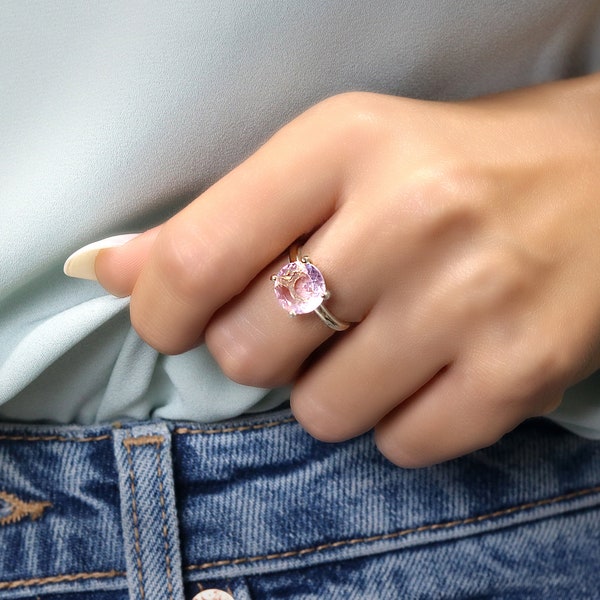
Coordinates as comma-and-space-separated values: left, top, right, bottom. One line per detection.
113, 422, 185, 600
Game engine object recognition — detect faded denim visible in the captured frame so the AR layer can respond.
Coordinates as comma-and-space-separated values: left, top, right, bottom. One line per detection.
1, 411, 599, 599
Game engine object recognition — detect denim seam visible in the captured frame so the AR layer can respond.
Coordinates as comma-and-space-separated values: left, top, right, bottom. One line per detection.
154, 442, 175, 600
122, 433, 176, 600
174, 416, 296, 437
184, 483, 600, 572
0, 416, 296, 444
0, 434, 111, 443
123, 434, 150, 600
0, 569, 126, 592
2, 484, 599, 590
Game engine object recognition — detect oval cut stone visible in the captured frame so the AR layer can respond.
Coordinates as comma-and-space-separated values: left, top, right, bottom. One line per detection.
273, 260, 326, 315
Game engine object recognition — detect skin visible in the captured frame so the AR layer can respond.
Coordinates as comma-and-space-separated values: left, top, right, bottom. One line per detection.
95, 73, 600, 467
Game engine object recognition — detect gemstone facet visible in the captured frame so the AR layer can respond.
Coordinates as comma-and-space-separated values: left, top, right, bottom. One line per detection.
273, 260, 326, 315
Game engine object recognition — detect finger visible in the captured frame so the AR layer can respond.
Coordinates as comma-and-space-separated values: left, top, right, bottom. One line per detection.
290, 300, 454, 443
129, 110, 347, 354
204, 209, 378, 388
373, 362, 561, 468
204, 255, 335, 388
95, 227, 161, 296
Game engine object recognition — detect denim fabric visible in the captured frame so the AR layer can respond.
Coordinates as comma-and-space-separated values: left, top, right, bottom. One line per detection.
1, 411, 600, 599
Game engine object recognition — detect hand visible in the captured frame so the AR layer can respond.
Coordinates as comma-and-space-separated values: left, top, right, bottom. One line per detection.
94, 75, 600, 467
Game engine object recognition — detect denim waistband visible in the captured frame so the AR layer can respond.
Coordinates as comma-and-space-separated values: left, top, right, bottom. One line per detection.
1, 410, 600, 599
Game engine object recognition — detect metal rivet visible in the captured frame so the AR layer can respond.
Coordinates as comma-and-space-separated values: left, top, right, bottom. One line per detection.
192, 590, 234, 600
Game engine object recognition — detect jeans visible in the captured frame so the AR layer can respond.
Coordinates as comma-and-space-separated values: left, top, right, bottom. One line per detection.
1, 409, 599, 600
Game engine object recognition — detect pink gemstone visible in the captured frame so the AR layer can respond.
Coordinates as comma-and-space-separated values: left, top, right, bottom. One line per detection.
273, 260, 326, 315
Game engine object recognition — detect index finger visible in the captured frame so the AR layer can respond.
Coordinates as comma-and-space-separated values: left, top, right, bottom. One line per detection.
127, 104, 347, 354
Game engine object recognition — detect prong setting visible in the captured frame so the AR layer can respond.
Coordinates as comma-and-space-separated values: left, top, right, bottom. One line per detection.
271, 241, 350, 331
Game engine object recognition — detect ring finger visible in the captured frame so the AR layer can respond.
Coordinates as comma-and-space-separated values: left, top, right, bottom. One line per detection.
204, 214, 367, 387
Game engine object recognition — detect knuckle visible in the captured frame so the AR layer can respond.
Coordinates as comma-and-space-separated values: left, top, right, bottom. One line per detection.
470, 363, 551, 430
538, 393, 564, 416
518, 357, 570, 416
207, 326, 281, 388
373, 430, 432, 469
375, 420, 504, 468
316, 91, 379, 120
452, 244, 541, 325
470, 423, 506, 452
487, 336, 574, 412
464, 254, 525, 316
155, 222, 228, 308
213, 339, 263, 387
290, 392, 351, 443
528, 345, 572, 391
402, 162, 489, 241
312, 91, 391, 149
129, 303, 193, 355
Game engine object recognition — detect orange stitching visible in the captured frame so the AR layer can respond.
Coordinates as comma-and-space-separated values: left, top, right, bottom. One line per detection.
174, 416, 296, 437
123, 435, 164, 448
0, 569, 125, 591
185, 484, 600, 572
0, 491, 52, 526
124, 436, 146, 600
0, 433, 111, 443
155, 444, 174, 600
0, 416, 296, 444
2, 484, 599, 590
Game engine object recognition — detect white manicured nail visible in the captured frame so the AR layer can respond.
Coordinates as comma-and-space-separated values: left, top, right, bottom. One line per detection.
63, 233, 141, 280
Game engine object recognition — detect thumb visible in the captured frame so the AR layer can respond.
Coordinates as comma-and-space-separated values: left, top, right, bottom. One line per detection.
64, 227, 161, 297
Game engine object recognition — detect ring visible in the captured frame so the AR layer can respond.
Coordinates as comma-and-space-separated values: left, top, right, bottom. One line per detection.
271, 241, 350, 331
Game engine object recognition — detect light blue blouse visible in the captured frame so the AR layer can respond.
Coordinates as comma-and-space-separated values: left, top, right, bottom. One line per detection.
1, 1, 599, 432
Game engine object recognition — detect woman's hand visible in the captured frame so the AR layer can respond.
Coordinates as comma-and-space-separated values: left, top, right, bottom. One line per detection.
92, 74, 600, 467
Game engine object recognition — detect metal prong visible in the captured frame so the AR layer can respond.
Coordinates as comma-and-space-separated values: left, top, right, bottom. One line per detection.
271, 275, 277, 281
322, 290, 331, 300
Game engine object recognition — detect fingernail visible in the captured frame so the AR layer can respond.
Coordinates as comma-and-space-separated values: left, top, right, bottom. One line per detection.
63, 233, 141, 280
